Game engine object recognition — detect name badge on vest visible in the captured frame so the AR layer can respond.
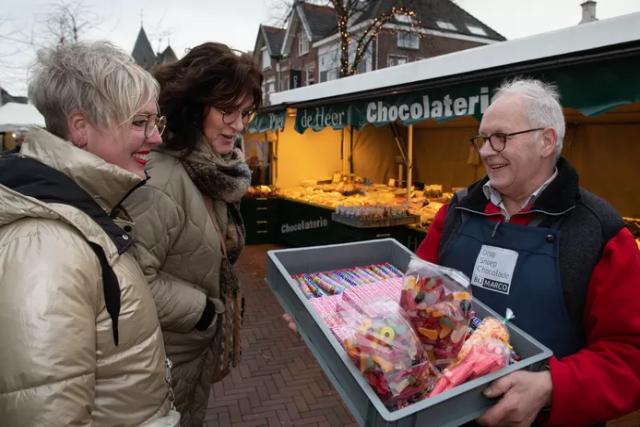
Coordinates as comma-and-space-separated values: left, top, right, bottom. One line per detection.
471, 245, 518, 295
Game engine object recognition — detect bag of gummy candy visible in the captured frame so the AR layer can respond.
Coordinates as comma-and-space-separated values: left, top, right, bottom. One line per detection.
340, 300, 439, 410
399, 257, 473, 369
430, 316, 512, 396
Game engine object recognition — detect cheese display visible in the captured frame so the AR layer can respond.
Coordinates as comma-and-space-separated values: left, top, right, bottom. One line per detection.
277, 178, 451, 229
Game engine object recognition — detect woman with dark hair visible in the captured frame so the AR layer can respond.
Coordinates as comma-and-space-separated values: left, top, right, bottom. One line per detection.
124, 42, 262, 426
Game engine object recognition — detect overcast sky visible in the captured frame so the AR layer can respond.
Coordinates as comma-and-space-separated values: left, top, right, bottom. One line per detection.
1, 0, 639, 96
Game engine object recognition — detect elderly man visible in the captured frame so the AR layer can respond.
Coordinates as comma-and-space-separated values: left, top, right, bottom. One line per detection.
416, 78, 640, 426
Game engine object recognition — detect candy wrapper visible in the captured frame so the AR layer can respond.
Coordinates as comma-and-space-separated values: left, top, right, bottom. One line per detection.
430, 316, 511, 396
400, 258, 473, 368
341, 301, 439, 409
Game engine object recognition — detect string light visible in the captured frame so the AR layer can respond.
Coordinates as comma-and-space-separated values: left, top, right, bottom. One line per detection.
329, 1, 423, 76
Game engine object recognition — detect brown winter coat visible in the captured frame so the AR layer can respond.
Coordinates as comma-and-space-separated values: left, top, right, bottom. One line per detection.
124, 143, 231, 426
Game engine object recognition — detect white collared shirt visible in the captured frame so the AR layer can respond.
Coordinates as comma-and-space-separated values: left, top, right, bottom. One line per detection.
482, 168, 558, 221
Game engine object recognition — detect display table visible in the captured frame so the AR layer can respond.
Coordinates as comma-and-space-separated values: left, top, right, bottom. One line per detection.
241, 197, 417, 248
240, 197, 278, 244
277, 197, 409, 247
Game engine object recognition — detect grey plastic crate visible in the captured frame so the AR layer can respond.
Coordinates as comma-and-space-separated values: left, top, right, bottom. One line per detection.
266, 238, 552, 427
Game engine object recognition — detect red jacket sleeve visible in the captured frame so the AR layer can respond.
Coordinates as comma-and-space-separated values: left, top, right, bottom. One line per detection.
547, 227, 640, 426
415, 203, 449, 262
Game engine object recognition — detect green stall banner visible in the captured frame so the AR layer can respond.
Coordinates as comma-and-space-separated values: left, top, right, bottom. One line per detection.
293, 53, 640, 134
247, 110, 286, 133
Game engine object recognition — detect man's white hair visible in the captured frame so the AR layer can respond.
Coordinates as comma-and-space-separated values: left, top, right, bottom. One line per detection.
493, 78, 566, 161
28, 41, 159, 139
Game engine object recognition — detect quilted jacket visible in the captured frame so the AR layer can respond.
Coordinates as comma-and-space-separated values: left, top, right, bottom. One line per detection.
124, 146, 227, 426
0, 128, 179, 427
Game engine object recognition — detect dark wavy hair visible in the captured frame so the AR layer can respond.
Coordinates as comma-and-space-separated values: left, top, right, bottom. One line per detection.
154, 42, 263, 154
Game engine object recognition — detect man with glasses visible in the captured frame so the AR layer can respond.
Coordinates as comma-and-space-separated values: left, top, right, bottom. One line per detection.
416, 78, 640, 426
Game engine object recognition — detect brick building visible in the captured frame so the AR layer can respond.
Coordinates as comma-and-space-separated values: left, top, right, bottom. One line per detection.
253, 0, 505, 105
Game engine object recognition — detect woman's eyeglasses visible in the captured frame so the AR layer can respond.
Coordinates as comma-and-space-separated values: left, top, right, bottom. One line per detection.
215, 107, 256, 125
132, 114, 167, 138
469, 128, 544, 152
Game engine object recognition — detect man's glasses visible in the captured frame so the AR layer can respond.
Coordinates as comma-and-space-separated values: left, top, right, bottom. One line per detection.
132, 114, 167, 138
469, 128, 544, 153
215, 107, 256, 125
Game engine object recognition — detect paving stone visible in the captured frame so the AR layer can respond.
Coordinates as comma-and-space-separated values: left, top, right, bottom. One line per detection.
206, 244, 356, 426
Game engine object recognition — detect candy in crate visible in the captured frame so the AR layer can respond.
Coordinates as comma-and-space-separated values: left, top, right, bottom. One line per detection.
340, 300, 440, 409
400, 258, 474, 368
430, 316, 512, 396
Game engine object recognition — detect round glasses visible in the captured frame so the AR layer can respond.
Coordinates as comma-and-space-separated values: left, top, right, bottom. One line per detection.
216, 107, 256, 125
133, 114, 167, 138
469, 128, 544, 153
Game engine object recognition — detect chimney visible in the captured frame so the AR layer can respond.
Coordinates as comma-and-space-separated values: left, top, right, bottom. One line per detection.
579, 1, 598, 24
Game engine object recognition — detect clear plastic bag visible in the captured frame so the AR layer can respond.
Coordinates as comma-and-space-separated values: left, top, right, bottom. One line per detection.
340, 301, 439, 409
400, 257, 473, 368
430, 317, 511, 396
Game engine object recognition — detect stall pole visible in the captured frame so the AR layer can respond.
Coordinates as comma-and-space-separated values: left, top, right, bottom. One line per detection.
349, 125, 354, 175
407, 124, 414, 200
340, 128, 345, 175
272, 130, 279, 185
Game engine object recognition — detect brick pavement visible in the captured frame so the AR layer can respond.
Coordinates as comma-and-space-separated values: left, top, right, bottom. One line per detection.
205, 244, 640, 427
205, 244, 358, 427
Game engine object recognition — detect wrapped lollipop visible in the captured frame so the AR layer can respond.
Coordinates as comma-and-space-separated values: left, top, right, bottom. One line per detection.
400, 258, 473, 368
429, 311, 514, 396
341, 301, 439, 409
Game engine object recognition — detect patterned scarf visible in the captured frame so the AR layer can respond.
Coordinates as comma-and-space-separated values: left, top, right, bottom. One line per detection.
181, 143, 251, 263
180, 140, 251, 382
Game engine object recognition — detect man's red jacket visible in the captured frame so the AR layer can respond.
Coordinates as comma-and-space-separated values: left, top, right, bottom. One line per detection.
416, 202, 640, 426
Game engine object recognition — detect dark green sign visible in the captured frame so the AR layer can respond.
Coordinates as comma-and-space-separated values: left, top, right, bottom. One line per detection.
294, 83, 495, 133
247, 110, 286, 133
293, 54, 640, 133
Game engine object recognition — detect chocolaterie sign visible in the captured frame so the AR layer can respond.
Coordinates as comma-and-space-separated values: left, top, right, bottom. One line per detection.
290, 53, 640, 133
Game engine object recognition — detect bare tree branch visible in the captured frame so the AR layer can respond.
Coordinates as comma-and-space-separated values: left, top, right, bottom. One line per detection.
42, 0, 101, 46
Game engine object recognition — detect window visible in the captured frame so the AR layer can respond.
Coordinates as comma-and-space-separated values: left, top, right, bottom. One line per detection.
466, 25, 488, 36
298, 30, 309, 55
261, 49, 270, 70
279, 68, 289, 91
263, 77, 276, 104
351, 41, 372, 74
319, 45, 339, 82
387, 54, 407, 67
320, 68, 339, 82
436, 20, 457, 31
357, 59, 368, 74
305, 62, 315, 85
397, 31, 419, 49
394, 14, 413, 24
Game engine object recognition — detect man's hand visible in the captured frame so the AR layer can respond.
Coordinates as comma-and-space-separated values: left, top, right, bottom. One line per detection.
282, 313, 297, 333
476, 370, 552, 427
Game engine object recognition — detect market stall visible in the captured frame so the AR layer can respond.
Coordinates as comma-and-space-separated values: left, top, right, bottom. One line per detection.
245, 12, 640, 248
0, 102, 45, 151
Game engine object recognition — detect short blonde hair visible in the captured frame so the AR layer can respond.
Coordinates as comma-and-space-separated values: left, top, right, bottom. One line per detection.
29, 41, 159, 138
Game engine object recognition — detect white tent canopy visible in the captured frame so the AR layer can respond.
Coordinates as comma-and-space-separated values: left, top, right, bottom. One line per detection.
0, 102, 45, 132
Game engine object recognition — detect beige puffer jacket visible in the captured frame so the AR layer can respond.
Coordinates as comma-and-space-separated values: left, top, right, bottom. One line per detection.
123, 145, 227, 426
0, 129, 179, 427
